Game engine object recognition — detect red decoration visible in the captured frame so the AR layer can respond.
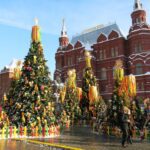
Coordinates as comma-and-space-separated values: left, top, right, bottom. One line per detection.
40, 85, 45, 91
42, 127, 45, 137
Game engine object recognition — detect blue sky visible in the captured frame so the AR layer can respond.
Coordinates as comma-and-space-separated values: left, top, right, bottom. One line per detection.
0, 0, 150, 78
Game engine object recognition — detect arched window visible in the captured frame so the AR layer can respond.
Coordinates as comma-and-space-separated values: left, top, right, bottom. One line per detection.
100, 68, 107, 80
135, 63, 143, 75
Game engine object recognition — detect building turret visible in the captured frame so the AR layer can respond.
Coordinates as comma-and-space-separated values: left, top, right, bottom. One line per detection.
59, 19, 69, 47
130, 0, 149, 32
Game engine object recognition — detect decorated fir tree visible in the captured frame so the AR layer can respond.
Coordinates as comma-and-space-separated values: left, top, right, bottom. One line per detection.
61, 69, 81, 125
107, 59, 124, 127
80, 51, 102, 121
0, 103, 9, 128
107, 59, 141, 128
3, 19, 56, 128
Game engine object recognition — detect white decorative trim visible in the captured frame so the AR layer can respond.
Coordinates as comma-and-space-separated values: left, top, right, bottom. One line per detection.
101, 93, 112, 95
129, 51, 150, 60
137, 91, 150, 93
67, 43, 74, 48
97, 33, 108, 40
96, 36, 124, 45
132, 58, 144, 63
128, 29, 150, 39
74, 40, 84, 48
108, 29, 120, 38
96, 55, 126, 61
56, 50, 65, 53
145, 58, 150, 63
128, 61, 133, 65
0, 70, 14, 75
65, 46, 84, 53
134, 72, 150, 77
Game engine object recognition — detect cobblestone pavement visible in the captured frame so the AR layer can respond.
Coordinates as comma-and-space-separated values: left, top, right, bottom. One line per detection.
0, 126, 150, 150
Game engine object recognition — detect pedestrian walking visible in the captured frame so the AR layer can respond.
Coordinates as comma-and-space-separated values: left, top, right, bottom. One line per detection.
127, 110, 133, 144
121, 106, 130, 148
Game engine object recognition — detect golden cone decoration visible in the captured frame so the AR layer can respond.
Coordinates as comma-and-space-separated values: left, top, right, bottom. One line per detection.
60, 86, 66, 103
21, 112, 25, 123
60, 91, 66, 103
33, 55, 37, 64
31, 18, 41, 42
84, 51, 91, 68
128, 74, 136, 97
114, 59, 124, 82
114, 68, 124, 82
89, 86, 98, 104
118, 75, 136, 98
34, 84, 38, 92
118, 76, 128, 97
67, 69, 76, 88
13, 61, 22, 80
76, 87, 82, 101
3, 93, 7, 101
67, 70, 72, 77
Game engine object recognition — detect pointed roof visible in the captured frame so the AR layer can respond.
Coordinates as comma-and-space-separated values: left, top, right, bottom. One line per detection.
134, 0, 143, 11
71, 23, 124, 48
61, 19, 67, 37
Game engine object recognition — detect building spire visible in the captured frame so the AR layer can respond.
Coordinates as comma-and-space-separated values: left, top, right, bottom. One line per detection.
34, 17, 39, 26
61, 18, 67, 37
59, 18, 69, 47
134, 0, 143, 10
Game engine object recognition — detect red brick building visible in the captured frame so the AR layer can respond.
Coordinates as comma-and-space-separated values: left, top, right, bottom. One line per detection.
0, 59, 22, 100
54, 0, 150, 99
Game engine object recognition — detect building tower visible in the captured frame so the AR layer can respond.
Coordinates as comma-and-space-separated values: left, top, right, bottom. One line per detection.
59, 19, 69, 47
54, 19, 69, 81
130, 0, 149, 33
127, 0, 150, 98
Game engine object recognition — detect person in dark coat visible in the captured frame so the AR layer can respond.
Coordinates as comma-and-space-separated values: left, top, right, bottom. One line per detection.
127, 110, 133, 144
121, 107, 130, 147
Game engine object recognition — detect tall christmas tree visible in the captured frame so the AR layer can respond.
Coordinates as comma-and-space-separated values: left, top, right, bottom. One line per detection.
3, 19, 56, 127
